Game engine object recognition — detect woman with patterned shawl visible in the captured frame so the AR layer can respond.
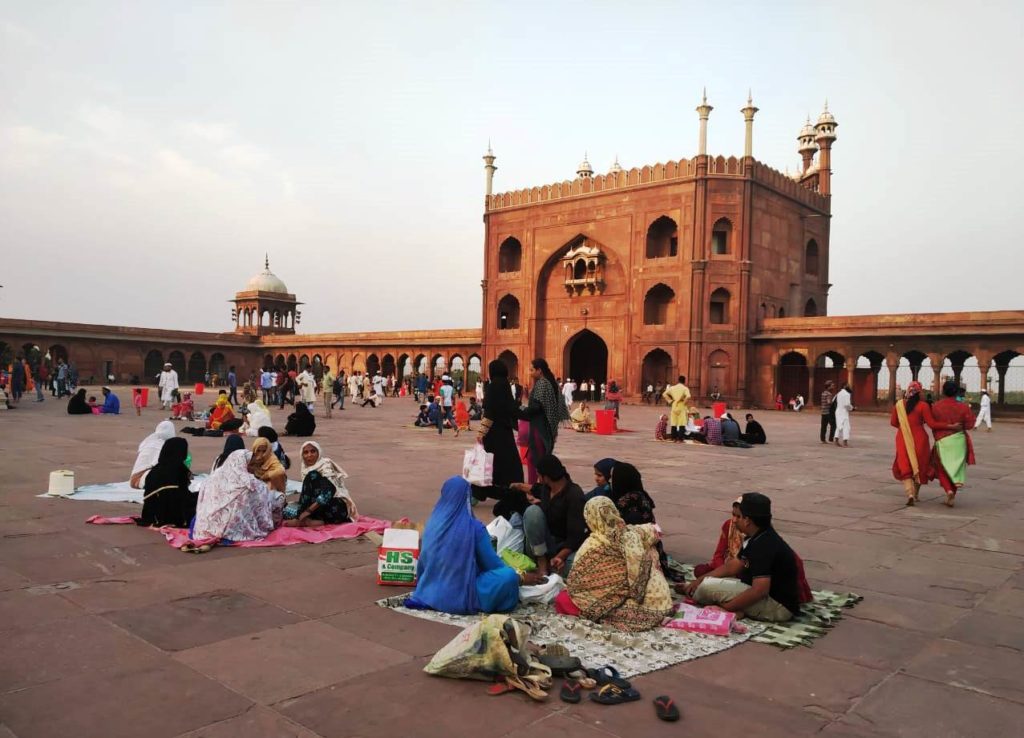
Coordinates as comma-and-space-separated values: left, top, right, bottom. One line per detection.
518, 358, 569, 484
566, 496, 674, 632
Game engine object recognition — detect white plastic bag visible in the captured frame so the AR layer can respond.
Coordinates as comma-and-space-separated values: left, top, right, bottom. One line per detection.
462, 444, 494, 486
519, 573, 565, 604
486, 516, 524, 555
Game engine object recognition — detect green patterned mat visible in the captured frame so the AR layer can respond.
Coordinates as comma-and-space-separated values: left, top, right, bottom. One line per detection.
666, 559, 863, 650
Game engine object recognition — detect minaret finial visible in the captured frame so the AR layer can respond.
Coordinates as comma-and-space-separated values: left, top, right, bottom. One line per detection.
747, 88, 752, 105
702, 87, 707, 104
264, 253, 269, 270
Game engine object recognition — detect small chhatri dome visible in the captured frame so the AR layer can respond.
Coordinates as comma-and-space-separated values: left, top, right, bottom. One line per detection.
815, 101, 838, 141
245, 255, 289, 293
817, 101, 836, 126
609, 155, 623, 175
576, 153, 593, 179
799, 116, 816, 139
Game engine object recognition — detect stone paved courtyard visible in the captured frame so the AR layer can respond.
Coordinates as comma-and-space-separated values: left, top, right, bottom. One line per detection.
1, 393, 1023, 737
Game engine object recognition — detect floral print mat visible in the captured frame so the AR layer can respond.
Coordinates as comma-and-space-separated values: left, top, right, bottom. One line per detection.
378, 561, 863, 677
376, 593, 764, 679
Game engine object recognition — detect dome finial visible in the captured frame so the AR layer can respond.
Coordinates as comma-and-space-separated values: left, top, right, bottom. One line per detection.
264, 253, 269, 271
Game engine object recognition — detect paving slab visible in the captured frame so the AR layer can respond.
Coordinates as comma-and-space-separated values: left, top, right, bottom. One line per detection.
903, 638, 1024, 704
0, 660, 252, 738
175, 620, 411, 704
173, 706, 322, 738
0, 613, 164, 692
323, 603, 462, 657
103, 590, 303, 651
844, 674, 1024, 738
277, 658, 557, 738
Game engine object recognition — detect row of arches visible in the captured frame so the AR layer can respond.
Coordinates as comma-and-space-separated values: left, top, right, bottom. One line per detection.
497, 215, 743, 275
235, 307, 296, 330
776, 348, 1024, 407
259, 351, 486, 385
496, 285, 734, 331
144, 350, 227, 384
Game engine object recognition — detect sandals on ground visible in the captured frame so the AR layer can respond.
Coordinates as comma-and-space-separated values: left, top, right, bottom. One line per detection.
180, 542, 214, 554
653, 695, 681, 722
560, 680, 583, 704
586, 665, 632, 691
589, 683, 641, 705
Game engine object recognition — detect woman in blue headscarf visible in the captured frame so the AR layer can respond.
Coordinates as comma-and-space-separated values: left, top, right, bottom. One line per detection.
406, 476, 521, 615
585, 458, 616, 502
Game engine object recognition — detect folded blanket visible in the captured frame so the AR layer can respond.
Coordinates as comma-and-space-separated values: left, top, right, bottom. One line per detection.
86, 514, 390, 548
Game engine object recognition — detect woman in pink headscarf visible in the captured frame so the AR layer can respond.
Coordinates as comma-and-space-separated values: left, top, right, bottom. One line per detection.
889, 380, 956, 506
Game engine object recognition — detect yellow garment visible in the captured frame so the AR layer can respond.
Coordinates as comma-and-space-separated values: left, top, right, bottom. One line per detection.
662, 382, 691, 428
249, 437, 287, 492
567, 497, 673, 631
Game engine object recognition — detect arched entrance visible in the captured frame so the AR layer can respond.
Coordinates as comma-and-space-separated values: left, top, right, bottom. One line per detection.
168, 351, 186, 378
497, 350, 519, 379
778, 352, 809, 403
641, 348, 672, 390
707, 350, 731, 396
144, 350, 164, 383
187, 352, 206, 383
565, 330, 608, 389
382, 354, 396, 378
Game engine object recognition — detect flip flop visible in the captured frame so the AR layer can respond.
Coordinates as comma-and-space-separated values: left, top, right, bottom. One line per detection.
587, 666, 632, 691
487, 681, 515, 696
560, 680, 583, 704
653, 695, 681, 722
589, 683, 641, 705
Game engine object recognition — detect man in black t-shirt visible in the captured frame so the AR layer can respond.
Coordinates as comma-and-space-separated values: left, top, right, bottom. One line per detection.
678, 492, 800, 622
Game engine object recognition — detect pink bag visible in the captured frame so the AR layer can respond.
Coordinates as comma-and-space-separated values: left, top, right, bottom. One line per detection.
663, 603, 736, 636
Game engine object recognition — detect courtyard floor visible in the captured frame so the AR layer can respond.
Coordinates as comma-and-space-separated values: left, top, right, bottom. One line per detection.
1, 392, 1023, 737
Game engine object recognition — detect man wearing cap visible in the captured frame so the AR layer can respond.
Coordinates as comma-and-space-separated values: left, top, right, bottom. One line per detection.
974, 389, 992, 431
158, 362, 179, 410
720, 413, 742, 445
679, 492, 800, 622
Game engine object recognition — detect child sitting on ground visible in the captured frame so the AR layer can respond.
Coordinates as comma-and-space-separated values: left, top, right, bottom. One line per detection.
414, 404, 432, 427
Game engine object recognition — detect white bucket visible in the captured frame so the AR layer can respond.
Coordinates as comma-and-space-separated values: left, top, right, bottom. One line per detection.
47, 470, 76, 496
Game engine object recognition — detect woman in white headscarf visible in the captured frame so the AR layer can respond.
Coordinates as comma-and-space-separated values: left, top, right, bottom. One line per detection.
283, 441, 357, 527
191, 450, 284, 545
130, 420, 177, 489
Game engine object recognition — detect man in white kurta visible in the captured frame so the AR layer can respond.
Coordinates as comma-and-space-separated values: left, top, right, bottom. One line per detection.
297, 369, 316, 409
974, 389, 992, 430
158, 363, 179, 410
562, 378, 575, 407
834, 384, 853, 446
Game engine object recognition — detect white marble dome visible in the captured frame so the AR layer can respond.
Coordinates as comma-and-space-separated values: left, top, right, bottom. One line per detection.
245, 260, 288, 293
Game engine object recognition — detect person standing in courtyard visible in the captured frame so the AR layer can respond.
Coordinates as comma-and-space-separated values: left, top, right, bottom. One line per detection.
974, 389, 992, 431
662, 375, 691, 441
890, 381, 956, 506
834, 382, 854, 447
227, 365, 238, 406
35, 361, 47, 402
519, 358, 569, 483
158, 362, 179, 410
321, 365, 335, 419
819, 380, 837, 444
930, 380, 977, 508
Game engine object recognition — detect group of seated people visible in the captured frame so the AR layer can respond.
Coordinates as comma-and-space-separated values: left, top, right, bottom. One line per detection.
175, 390, 314, 438
127, 419, 355, 551
409, 455, 811, 631
66, 386, 121, 415
412, 396, 481, 430
655, 411, 767, 447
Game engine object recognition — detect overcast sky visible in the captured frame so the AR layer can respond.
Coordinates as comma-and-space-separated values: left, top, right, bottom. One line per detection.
1, 1, 1021, 333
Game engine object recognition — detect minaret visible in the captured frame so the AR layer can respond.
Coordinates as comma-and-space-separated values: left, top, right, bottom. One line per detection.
483, 142, 497, 197
740, 90, 758, 158
696, 88, 713, 156
576, 152, 593, 179
814, 102, 838, 194
797, 116, 817, 174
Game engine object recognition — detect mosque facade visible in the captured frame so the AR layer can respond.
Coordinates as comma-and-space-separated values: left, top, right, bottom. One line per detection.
2, 94, 1023, 409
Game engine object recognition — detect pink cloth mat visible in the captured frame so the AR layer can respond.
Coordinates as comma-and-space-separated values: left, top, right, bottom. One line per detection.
86, 514, 390, 548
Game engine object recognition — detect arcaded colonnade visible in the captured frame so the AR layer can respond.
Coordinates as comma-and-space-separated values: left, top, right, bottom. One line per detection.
751, 311, 1024, 411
